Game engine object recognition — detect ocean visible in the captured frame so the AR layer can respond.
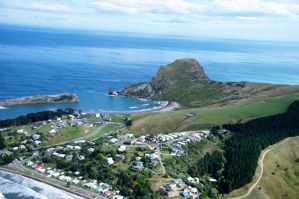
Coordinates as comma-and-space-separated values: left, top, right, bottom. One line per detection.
0, 24, 299, 198
0, 25, 299, 119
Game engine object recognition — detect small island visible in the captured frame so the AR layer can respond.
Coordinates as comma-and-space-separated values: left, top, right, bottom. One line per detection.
0, 93, 79, 107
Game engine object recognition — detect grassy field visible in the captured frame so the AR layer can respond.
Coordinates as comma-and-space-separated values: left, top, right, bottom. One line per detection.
43, 125, 97, 146
89, 123, 121, 140
225, 136, 299, 199
250, 137, 299, 199
129, 93, 299, 135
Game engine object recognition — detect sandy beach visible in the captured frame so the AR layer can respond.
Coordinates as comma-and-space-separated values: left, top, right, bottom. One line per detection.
154, 101, 181, 112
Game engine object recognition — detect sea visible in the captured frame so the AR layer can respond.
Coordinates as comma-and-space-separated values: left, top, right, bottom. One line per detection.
0, 24, 299, 198
0, 25, 299, 119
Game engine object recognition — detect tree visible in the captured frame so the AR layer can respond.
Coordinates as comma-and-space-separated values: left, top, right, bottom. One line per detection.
0, 134, 5, 149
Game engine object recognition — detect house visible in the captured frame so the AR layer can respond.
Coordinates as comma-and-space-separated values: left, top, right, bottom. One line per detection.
132, 165, 144, 171
48, 129, 57, 135
209, 178, 217, 182
17, 129, 24, 134
124, 139, 137, 145
107, 157, 114, 165
150, 160, 158, 167
171, 148, 179, 155
118, 145, 126, 152
190, 187, 198, 193
166, 183, 177, 191
78, 155, 85, 160
146, 153, 159, 160
74, 171, 80, 176
138, 136, 146, 143
26, 161, 33, 166
116, 154, 125, 161
173, 178, 184, 184
87, 148, 95, 153
177, 150, 185, 156
125, 134, 134, 138
72, 179, 80, 184
95, 186, 103, 192
34, 163, 44, 170
74, 146, 81, 150
74, 140, 85, 144
32, 150, 39, 156
112, 195, 124, 199
32, 134, 41, 140
34, 140, 42, 146
104, 190, 111, 196
135, 157, 142, 161
182, 191, 190, 198
95, 113, 101, 118
96, 119, 103, 124
160, 186, 172, 196
65, 155, 73, 161
109, 138, 119, 143
102, 114, 111, 121
148, 145, 157, 150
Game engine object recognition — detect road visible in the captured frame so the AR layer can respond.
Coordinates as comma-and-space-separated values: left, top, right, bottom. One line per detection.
230, 136, 299, 199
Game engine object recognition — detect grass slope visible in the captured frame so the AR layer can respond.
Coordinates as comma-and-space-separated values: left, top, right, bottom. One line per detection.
129, 93, 299, 135
227, 137, 299, 199
253, 137, 299, 199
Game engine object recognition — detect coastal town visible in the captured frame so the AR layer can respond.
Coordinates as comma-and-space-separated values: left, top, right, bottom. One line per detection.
0, 109, 223, 199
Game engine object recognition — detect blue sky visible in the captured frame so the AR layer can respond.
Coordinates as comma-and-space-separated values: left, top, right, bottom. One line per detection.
0, 0, 298, 41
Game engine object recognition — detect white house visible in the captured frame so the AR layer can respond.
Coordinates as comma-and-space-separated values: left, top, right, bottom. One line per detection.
107, 157, 114, 165
118, 145, 126, 152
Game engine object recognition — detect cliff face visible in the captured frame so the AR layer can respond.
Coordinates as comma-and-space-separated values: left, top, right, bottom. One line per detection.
0, 93, 79, 107
119, 58, 299, 108
119, 58, 210, 99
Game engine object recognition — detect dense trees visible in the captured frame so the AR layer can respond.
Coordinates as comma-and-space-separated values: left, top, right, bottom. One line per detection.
189, 151, 224, 178
0, 134, 5, 149
0, 154, 14, 165
116, 169, 157, 199
219, 100, 299, 193
0, 108, 75, 128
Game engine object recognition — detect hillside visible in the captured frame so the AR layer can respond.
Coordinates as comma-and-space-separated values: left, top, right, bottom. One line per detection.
119, 58, 299, 108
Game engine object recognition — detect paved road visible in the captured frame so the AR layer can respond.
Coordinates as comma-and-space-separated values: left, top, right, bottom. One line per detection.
230, 136, 299, 199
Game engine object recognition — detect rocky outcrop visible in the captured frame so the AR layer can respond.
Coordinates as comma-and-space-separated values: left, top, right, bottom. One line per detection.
118, 58, 299, 108
119, 58, 210, 99
0, 93, 79, 107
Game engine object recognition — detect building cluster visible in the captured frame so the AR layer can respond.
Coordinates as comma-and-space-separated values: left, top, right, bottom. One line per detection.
160, 178, 199, 198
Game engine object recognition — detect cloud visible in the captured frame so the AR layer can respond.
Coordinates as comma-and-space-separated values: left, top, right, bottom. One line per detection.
90, 0, 299, 19
13, 3, 79, 13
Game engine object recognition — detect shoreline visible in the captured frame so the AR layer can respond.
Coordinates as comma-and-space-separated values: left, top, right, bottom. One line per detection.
152, 101, 181, 113
0, 167, 94, 199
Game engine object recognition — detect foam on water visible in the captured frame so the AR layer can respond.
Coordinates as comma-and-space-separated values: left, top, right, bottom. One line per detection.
0, 106, 7, 110
0, 171, 82, 199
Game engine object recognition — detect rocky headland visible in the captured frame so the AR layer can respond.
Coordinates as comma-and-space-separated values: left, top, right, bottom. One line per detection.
119, 58, 299, 108
0, 93, 79, 107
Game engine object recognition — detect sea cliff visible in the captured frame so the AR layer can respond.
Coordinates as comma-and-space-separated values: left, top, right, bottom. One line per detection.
0, 93, 79, 107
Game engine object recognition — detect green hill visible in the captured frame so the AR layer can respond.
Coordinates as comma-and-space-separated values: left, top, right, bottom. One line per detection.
119, 58, 299, 108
